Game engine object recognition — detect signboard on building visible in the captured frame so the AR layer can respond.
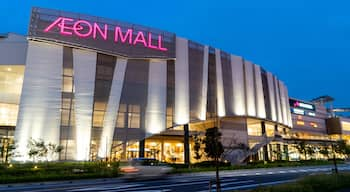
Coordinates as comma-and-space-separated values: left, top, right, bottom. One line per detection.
28, 7, 176, 59
289, 99, 315, 111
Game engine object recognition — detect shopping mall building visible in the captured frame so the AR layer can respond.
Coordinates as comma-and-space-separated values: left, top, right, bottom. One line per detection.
0, 7, 349, 163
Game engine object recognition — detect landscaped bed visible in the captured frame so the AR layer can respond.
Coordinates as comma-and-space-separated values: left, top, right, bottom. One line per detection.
0, 160, 344, 184
0, 161, 119, 184
244, 173, 350, 192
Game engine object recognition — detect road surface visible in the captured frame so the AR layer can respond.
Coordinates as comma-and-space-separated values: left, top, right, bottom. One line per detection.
1, 164, 349, 192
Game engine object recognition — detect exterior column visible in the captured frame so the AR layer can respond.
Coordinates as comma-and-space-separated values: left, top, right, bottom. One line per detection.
261, 121, 269, 161
161, 140, 165, 161
184, 124, 190, 166
261, 121, 266, 135
122, 142, 127, 160
139, 139, 145, 158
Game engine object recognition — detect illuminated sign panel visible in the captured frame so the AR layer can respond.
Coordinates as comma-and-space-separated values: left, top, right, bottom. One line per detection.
29, 7, 176, 58
289, 99, 315, 111
291, 108, 305, 115
342, 121, 350, 132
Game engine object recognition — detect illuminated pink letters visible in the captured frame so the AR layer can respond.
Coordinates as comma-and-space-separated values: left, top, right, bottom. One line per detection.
44, 17, 168, 52
93, 23, 108, 40
133, 31, 147, 47
114, 27, 132, 44
148, 33, 158, 49
157, 35, 167, 51
73, 20, 92, 37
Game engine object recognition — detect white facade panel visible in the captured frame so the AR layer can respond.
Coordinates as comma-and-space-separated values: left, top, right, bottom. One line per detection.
15, 41, 63, 161
279, 81, 288, 125
274, 77, 283, 124
174, 37, 189, 124
254, 64, 266, 119
98, 58, 127, 158
73, 49, 97, 161
244, 60, 256, 117
267, 72, 277, 121
199, 46, 209, 120
231, 55, 246, 116
145, 59, 167, 135
280, 81, 292, 127
284, 87, 293, 127
215, 49, 226, 117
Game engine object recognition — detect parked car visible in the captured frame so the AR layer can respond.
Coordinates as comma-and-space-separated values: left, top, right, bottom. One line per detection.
120, 158, 173, 179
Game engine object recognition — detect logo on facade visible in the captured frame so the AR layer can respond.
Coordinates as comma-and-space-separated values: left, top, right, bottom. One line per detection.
29, 8, 175, 58
44, 17, 168, 52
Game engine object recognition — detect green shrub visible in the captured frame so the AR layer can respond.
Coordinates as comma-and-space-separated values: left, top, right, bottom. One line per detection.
0, 161, 120, 184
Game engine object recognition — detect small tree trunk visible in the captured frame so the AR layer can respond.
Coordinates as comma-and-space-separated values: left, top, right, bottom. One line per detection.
1, 145, 4, 163
5, 145, 9, 164
333, 153, 338, 174
215, 156, 221, 192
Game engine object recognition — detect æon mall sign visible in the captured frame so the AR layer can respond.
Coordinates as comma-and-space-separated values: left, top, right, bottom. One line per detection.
29, 8, 176, 58
44, 17, 168, 51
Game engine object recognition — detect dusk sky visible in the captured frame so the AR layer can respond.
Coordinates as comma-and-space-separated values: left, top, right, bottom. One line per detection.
1, 0, 349, 109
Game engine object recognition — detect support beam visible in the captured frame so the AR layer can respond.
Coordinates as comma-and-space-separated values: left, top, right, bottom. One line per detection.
184, 124, 190, 166
261, 122, 269, 161
139, 139, 145, 158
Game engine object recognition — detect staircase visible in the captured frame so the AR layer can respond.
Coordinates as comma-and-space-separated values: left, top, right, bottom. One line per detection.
222, 135, 274, 165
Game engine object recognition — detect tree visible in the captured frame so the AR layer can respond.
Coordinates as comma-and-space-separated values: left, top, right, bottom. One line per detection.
192, 134, 202, 161
34, 139, 48, 161
47, 143, 63, 161
0, 142, 5, 163
331, 140, 350, 174
319, 144, 330, 159
306, 145, 316, 159
333, 140, 350, 158
28, 138, 63, 162
272, 150, 282, 161
28, 138, 40, 162
203, 127, 224, 192
4, 141, 17, 164
295, 141, 307, 160
0, 140, 17, 164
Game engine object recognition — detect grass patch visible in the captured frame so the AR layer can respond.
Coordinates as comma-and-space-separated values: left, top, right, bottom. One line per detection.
0, 161, 119, 184
249, 173, 350, 192
171, 160, 344, 174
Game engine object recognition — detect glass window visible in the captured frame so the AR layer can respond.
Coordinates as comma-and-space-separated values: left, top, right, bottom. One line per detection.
265, 123, 275, 137
0, 66, 25, 104
0, 103, 19, 126
128, 113, 140, 128
119, 104, 127, 113
93, 111, 104, 127
128, 105, 140, 113
94, 101, 106, 111
342, 121, 350, 131
61, 109, 70, 126
62, 98, 71, 109
63, 76, 73, 93
116, 112, 125, 128
63, 68, 73, 76
248, 125, 262, 136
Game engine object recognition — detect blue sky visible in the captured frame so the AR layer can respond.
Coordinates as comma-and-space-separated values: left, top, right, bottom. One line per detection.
1, 0, 349, 109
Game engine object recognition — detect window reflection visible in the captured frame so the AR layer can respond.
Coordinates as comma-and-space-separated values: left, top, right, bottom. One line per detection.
0, 103, 18, 126
248, 125, 262, 136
